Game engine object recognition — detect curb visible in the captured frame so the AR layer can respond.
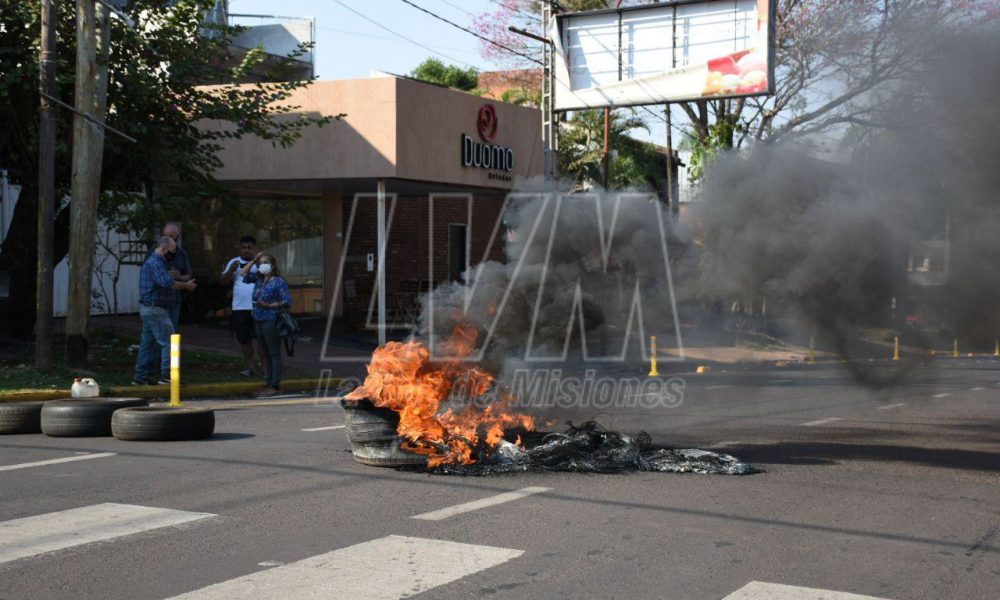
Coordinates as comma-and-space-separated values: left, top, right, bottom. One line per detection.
0, 378, 336, 404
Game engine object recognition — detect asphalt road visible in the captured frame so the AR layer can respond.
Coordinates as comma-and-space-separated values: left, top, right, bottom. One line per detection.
1, 359, 998, 600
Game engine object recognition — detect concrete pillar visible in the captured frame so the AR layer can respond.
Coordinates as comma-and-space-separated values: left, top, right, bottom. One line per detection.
322, 191, 344, 318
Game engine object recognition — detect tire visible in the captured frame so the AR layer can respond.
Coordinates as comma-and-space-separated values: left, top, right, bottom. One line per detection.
41, 398, 148, 437
111, 406, 215, 441
350, 441, 427, 467
341, 399, 426, 467
342, 399, 401, 444
0, 402, 45, 435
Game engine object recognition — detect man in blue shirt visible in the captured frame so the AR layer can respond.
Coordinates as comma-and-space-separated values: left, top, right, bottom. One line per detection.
162, 222, 193, 329
133, 236, 197, 385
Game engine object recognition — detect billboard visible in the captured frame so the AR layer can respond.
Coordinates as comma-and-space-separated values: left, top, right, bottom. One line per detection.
552, 0, 775, 111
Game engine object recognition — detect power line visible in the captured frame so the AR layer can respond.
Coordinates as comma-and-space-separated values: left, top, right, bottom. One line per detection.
398, 0, 543, 66
484, 0, 542, 23
330, 0, 476, 68
315, 24, 480, 54
639, 105, 696, 139
435, 0, 475, 17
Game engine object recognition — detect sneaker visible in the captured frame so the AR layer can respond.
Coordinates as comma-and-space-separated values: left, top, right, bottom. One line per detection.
131, 379, 148, 386
253, 387, 278, 397
240, 368, 255, 377
155, 378, 171, 385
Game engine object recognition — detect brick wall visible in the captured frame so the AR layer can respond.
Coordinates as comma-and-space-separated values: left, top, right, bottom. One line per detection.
339, 194, 507, 324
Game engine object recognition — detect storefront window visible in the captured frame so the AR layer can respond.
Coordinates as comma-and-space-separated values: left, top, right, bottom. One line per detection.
182, 196, 324, 316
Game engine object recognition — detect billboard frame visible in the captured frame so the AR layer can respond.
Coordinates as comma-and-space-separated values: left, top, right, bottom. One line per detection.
553, 0, 776, 112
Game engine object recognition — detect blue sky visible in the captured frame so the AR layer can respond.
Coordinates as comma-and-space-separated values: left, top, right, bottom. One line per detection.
227, 0, 672, 144
228, 0, 500, 80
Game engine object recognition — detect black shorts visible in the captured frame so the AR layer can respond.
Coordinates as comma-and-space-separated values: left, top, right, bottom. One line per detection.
232, 310, 255, 344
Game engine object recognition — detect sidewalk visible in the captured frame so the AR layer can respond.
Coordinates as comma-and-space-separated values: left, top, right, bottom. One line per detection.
92, 315, 376, 380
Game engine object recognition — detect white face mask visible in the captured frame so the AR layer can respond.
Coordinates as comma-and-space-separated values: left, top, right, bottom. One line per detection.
258, 263, 273, 275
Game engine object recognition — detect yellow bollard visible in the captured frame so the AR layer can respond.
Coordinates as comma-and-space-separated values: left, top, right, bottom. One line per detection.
648, 335, 660, 377
170, 334, 182, 407
809, 336, 816, 365
994, 338, 999, 357
892, 336, 900, 361
953, 338, 958, 358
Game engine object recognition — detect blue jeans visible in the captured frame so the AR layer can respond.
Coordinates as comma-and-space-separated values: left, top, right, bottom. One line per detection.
255, 319, 282, 390
134, 304, 174, 382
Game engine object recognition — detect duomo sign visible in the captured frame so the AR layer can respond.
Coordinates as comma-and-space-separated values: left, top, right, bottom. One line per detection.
461, 104, 514, 177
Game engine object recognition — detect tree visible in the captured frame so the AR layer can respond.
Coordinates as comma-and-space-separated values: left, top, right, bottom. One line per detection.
410, 58, 479, 91
559, 109, 664, 190
473, 0, 992, 181
0, 1, 331, 352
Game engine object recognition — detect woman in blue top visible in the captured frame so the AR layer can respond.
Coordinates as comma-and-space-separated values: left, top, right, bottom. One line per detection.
240, 253, 292, 397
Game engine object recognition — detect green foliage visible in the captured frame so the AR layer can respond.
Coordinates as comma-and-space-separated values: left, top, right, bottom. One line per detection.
686, 116, 744, 184
410, 58, 480, 92
558, 109, 664, 190
0, 0, 333, 232
498, 87, 540, 107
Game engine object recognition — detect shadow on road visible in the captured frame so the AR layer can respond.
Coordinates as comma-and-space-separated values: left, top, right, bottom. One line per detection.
721, 441, 1000, 471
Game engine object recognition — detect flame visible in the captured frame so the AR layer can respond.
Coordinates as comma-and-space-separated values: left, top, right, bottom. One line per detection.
346, 323, 534, 466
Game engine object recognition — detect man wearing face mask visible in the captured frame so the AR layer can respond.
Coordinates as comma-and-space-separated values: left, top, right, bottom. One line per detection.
160, 222, 192, 329
133, 236, 197, 385
220, 235, 259, 377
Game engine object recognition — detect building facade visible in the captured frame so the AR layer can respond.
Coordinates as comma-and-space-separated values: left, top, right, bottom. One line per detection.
198, 75, 542, 328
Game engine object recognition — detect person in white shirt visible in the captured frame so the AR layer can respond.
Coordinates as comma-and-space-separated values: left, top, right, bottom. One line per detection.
220, 235, 259, 376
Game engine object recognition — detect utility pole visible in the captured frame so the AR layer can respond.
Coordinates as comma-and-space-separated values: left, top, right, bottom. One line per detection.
35, 0, 58, 371
665, 103, 676, 215
603, 107, 610, 189
66, 0, 111, 367
540, 1, 558, 180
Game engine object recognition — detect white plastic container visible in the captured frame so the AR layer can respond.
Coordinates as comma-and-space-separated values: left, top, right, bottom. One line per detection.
70, 377, 100, 398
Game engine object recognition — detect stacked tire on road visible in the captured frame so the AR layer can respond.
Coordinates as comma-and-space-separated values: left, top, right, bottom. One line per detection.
340, 398, 426, 467
41, 398, 148, 437
0, 402, 45, 435
111, 407, 214, 441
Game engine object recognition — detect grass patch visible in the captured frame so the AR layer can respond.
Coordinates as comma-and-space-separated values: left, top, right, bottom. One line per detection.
0, 329, 305, 393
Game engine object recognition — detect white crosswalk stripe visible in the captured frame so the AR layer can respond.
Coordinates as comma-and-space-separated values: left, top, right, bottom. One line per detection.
0, 503, 214, 565
165, 535, 523, 599
724, 581, 892, 599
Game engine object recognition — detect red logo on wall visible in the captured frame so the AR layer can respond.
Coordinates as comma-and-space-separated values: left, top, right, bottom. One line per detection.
477, 104, 498, 142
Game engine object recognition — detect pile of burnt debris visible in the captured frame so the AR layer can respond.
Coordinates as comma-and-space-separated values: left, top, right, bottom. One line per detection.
341, 400, 759, 476
422, 421, 761, 476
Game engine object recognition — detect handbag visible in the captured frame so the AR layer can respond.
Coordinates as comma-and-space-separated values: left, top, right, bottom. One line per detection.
276, 309, 299, 356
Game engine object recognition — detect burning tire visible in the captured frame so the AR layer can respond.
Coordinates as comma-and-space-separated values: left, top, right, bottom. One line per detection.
0, 402, 45, 435
111, 406, 215, 441
41, 398, 148, 437
340, 399, 426, 467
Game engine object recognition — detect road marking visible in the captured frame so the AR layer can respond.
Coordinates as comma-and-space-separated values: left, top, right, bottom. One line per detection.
876, 402, 906, 411
411, 487, 551, 521
774, 379, 794, 384
970, 387, 984, 391
932, 392, 952, 398
0, 503, 214, 565
706, 385, 732, 390
799, 417, 844, 427
166, 535, 523, 599
0, 452, 117, 472
301, 425, 346, 432
723, 581, 891, 599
